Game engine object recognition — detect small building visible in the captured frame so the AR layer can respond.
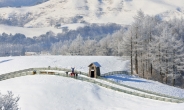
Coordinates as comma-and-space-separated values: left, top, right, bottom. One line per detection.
88, 62, 101, 78
40, 51, 51, 55
25, 52, 37, 56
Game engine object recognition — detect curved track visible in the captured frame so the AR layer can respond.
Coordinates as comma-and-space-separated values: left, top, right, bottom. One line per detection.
0, 67, 184, 103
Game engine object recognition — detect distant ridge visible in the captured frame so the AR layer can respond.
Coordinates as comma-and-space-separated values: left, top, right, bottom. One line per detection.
0, 0, 48, 7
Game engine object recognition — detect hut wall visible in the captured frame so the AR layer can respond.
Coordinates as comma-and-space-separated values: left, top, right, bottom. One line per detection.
94, 66, 97, 78
89, 67, 91, 77
89, 65, 97, 78
88, 63, 101, 78
96, 67, 101, 76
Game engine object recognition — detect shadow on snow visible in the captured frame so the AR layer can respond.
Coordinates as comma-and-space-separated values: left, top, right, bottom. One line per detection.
104, 75, 149, 83
0, 59, 13, 64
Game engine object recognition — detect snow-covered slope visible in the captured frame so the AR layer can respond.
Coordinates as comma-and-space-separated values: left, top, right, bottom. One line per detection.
0, 56, 184, 110
0, 0, 184, 37
105, 74, 184, 98
0, 75, 183, 110
0, 0, 184, 28
0, 0, 48, 7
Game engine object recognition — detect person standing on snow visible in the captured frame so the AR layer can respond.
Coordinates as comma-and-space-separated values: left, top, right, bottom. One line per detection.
71, 67, 75, 73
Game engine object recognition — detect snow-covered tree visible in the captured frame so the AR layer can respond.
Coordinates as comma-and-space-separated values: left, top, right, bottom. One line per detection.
82, 38, 97, 55
132, 10, 145, 75
69, 34, 84, 55
149, 26, 184, 85
150, 27, 171, 83
167, 36, 184, 86
97, 34, 112, 56
0, 91, 20, 110
122, 28, 134, 75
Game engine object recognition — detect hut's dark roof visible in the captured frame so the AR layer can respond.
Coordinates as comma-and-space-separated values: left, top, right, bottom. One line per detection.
88, 62, 101, 67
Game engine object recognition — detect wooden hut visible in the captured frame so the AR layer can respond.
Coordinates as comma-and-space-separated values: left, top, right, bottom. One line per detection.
88, 62, 101, 78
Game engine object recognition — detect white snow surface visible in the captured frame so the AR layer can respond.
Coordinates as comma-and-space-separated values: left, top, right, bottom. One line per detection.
0, 56, 129, 75
105, 74, 184, 98
0, 0, 48, 7
0, 0, 184, 37
0, 75, 183, 110
0, 56, 184, 110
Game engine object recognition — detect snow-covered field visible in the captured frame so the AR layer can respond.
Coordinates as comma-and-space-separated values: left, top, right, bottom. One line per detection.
105, 74, 184, 98
0, 56, 129, 75
0, 56, 184, 110
1, 75, 183, 110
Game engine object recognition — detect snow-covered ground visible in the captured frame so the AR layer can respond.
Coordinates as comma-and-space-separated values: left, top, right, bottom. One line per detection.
0, 75, 184, 110
0, 56, 129, 75
0, 56, 184, 110
105, 74, 184, 98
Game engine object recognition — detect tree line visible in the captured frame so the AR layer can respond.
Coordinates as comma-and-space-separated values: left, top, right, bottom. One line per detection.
121, 10, 184, 87
0, 23, 122, 56
50, 10, 184, 87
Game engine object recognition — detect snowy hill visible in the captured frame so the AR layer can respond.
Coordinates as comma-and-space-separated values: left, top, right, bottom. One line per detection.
0, 0, 184, 36
0, 0, 48, 7
0, 56, 184, 110
0, 75, 183, 110
0, 0, 184, 27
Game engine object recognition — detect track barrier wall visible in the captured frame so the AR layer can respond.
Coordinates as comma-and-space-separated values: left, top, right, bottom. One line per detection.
0, 67, 183, 103
100, 71, 184, 102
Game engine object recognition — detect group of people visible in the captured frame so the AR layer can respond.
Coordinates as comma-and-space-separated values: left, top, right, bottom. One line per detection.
65, 67, 78, 77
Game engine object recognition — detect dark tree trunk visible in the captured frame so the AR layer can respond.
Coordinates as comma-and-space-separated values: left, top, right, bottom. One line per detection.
150, 63, 153, 77
172, 79, 175, 86
131, 33, 133, 75
160, 67, 164, 83
135, 26, 138, 75
135, 54, 138, 74
143, 62, 145, 78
